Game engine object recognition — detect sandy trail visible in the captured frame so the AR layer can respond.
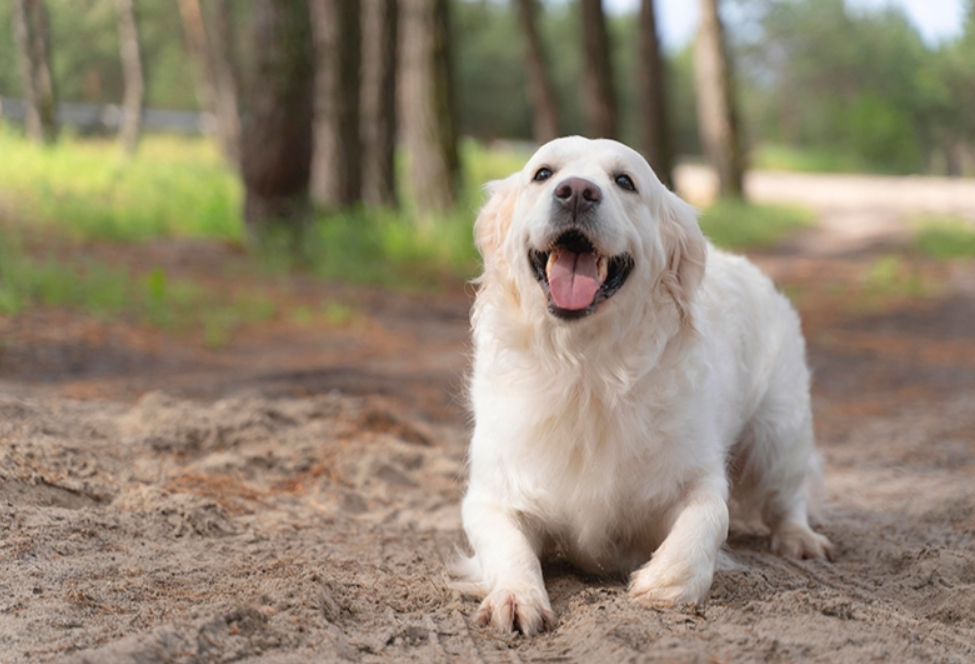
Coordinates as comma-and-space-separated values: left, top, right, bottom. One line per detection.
1, 172, 975, 663
677, 165, 975, 256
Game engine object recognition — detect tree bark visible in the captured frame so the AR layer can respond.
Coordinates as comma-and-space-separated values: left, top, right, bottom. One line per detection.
12, 0, 58, 144
400, 0, 460, 216
309, 0, 362, 209
114, 0, 144, 156
177, 0, 240, 165
694, 0, 746, 199
205, 0, 242, 166
579, 0, 617, 139
514, 0, 560, 144
361, 0, 398, 207
177, 0, 216, 120
239, 0, 314, 240
637, 0, 673, 188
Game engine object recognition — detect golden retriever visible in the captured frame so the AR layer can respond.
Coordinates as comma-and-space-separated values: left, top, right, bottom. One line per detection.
455, 137, 833, 634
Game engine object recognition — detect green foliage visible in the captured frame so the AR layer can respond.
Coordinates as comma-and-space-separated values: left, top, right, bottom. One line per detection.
913, 217, 975, 259
0, 0, 200, 110
270, 206, 479, 289
0, 132, 514, 295
735, 0, 973, 175
0, 127, 240, 240
0, 226, 279, 347
698, 199, 815, 250
0, 237, 127, 317
752, 144, 870, 174
847, 93, 921, 173
454, 2, 531, 140
256, 139, 525, 289
7, 0, 972, 176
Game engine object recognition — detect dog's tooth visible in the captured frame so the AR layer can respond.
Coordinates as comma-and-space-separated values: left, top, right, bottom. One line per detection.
546, 249, 559, 275
597, 256, 608, 282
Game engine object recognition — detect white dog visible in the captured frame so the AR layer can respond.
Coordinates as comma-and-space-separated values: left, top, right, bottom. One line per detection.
456, 137, 833, 635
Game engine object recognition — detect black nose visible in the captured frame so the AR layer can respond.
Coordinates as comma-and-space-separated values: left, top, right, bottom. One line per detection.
554, 177, 602, 213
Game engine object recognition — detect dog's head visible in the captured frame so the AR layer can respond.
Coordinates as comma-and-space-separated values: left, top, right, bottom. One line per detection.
475, 137, 706, 326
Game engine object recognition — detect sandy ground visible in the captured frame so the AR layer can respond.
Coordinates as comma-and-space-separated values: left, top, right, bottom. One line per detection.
2, 171, 975, 663
678, 165, 975, 256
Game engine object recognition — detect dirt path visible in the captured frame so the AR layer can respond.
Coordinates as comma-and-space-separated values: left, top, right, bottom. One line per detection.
677, 165, 975, 256
2, 173, 975, 663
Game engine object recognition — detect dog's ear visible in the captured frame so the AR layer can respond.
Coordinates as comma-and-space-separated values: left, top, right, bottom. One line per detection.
474, 174, 519, 270
658, 191, 707, 322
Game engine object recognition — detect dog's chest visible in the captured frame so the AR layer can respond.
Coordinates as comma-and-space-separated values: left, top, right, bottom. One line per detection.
517, 394, 682, 570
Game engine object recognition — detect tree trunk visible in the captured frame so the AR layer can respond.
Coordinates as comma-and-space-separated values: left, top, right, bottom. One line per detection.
579, 0, 617, 139
309, 0, 362, 209
177, 0, 216, 122
178, 0, 240, 165
361, 0, 398, 207
114, 0, 144, 156
694, 0, 745, 199
944, 138, 962, 177
12, 0, 58, 144
514, 0, 560, 145
205, 0, 242, 166
239, 0, 314, 241
637, 0, 673, 188
400, 0, 460, 216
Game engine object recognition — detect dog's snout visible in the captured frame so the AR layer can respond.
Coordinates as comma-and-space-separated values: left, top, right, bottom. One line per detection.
554, 177, 602, 213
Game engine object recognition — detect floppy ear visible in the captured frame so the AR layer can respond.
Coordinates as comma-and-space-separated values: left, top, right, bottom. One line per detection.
657, 191, 707, 323
473, 174, 519, 271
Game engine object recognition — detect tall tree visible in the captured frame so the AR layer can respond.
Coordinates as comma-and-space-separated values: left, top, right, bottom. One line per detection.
637, 0, 673, 188
309, 0, 362, 209
205, 0, 242, 166
694, 0, 745, 199
514, 0, 561, 144
400, 0, 460, 215
12, 0, 57, 144
177, 0, 240, 165
114, 0, 144, 155
579, 0, 617, 139
361, 0, 399, 207
239, 0, 314, 240
177, 0, 216, 126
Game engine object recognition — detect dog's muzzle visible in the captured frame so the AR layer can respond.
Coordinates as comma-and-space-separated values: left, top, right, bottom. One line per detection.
528, 227, 633, 321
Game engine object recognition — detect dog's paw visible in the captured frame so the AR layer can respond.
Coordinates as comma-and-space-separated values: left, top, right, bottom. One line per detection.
629, 559, 713, 607
475, 585, 554, 635
772, 524, 835, 561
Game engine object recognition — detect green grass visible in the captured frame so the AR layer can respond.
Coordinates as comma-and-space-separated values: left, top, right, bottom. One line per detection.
0, 129, 526, 289
752, 144, 872, 174
698, 199, 815, 250
859, 255, 927, 303
0, 227, 277, 347
0, 129, 826, 335
912, 216, 975, 260
0, 125, 241, 241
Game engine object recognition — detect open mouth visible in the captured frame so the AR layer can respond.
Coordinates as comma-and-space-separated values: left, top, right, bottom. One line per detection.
528, 229, 634, 321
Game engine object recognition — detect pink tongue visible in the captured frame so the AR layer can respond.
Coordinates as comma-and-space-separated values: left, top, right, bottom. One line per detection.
547, 251, 601, 310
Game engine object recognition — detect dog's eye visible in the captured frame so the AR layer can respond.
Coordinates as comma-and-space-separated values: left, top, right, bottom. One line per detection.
614, 174, 636, 192
533, 167, 553, 183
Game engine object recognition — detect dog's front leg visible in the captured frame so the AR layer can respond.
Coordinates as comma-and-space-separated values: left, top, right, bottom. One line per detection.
629, 479, 729, 606
462, 496, 554, 635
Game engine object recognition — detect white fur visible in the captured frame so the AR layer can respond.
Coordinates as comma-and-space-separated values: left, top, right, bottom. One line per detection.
458, 137, 833, 635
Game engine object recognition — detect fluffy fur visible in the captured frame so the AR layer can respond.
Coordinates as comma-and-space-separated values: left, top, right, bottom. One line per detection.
458, 137, 833, 635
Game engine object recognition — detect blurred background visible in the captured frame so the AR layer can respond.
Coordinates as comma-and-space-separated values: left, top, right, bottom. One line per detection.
0, 0, 974, 375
